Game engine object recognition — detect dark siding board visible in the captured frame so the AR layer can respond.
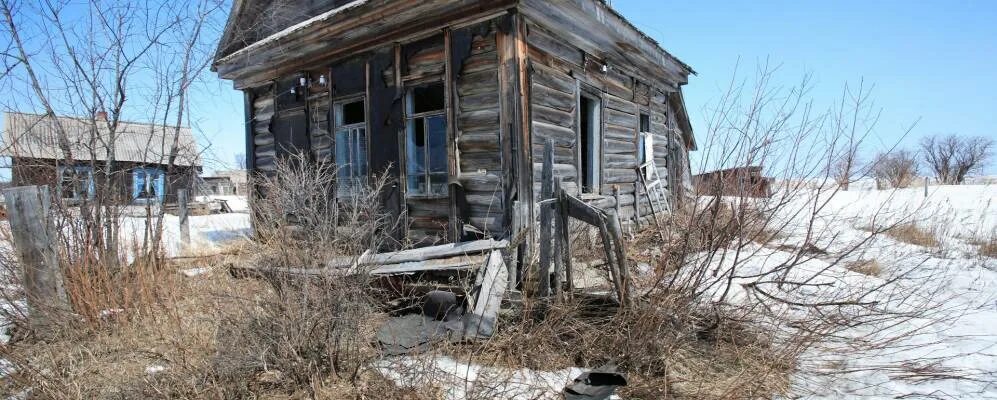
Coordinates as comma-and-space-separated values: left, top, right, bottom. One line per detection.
454, 21, 504, 235
332, 57, 367, 97
367, 48, 404, 245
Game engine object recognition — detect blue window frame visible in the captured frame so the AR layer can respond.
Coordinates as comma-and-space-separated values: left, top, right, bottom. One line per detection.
334, 97, 368, 198
133, 167, 165, 203
405, 82, 448, 197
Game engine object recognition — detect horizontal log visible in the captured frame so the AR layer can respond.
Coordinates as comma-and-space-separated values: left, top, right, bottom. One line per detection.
460, 53, 497, 75
530, 62, 576, 94
530, 143, 575, 164
603, 94, 636, 115
531, 103, 574, 127
458, 71, 499, 96
603, 168, 637, 183
458, 132, 501, 152
460, 152, 502, 171
459, 109, 500, 128
531, 83, 575, 113
606, 108, 637, 128
604, 138, 636, 154
254, 135, 275, 146
460, 92, 500, 113
531, 163, 577, 181
466, 192, 502, 208
527, 25, 584, 67
604, 153, 637, 169
604, 124, 636, 142
458, 171, 502, 192
532, 121, 576, 147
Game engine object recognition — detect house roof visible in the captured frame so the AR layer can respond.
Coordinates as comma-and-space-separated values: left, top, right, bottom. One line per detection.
0, 112, 201, 167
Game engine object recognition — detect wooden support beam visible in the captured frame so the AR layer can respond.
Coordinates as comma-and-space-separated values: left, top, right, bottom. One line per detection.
178, 189, 190, 248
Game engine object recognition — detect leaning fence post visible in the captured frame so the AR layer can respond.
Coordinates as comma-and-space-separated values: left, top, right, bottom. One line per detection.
2, 185, 69, 329
537, 140, 555, 298
178, 189, 190, 248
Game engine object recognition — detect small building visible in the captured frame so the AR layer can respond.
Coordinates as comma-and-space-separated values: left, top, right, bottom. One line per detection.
694, 166, 772, 198
1, 112, 201, 204
212, 169, 249, 196
198, 175, 239, 196
212, 0, 697, 248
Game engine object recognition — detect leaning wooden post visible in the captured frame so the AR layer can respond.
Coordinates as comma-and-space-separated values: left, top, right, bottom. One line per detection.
3, 186, 69, 329
178, 189, 190, 248
556, 177, 573, 297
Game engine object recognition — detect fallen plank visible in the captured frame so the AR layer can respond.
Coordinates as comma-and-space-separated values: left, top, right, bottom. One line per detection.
325, 238, 509, 269
369, 254, 488, 276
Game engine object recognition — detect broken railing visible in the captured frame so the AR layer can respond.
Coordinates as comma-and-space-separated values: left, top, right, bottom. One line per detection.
535, 140, 633, 306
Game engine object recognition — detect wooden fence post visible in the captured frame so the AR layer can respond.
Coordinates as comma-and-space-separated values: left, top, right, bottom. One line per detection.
537, 140, 555, 298
2, 186, 69, 328
178, 189, 190, 248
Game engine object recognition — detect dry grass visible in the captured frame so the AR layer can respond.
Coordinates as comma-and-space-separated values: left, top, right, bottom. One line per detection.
970, 235, 997, 259
883, 223, 941, 248
846, 259, 882, 277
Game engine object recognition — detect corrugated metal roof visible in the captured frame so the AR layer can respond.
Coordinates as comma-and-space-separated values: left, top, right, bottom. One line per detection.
0, 112, 201, 167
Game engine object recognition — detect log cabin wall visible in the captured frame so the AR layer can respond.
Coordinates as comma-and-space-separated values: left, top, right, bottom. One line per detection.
524, 20, 683, 223
453, 22, 504, 237
240, 14, 512, 248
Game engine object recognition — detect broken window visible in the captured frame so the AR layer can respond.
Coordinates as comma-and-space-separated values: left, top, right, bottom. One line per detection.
405, 82, 448, 197
638, 113, 652, 180
334, 98, 368, 197
579, 94, 602, 194
59, 165, 93, 200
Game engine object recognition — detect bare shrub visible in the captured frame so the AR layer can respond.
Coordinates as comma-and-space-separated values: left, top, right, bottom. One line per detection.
920, 134, 995, 184
212, 274, 381, 395
872, 150, 919, 189
251, 152, 397, 267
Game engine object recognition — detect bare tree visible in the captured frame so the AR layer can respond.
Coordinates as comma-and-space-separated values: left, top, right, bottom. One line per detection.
235, 153, 247, 169
921, 134, 994, 184
871, 150, 919, 189
0, 0, 225, 321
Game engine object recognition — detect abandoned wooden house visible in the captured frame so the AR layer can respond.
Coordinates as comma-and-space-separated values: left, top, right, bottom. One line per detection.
1, 111, 201, 204
694, 166, 772, 198
213, 0, 696, 251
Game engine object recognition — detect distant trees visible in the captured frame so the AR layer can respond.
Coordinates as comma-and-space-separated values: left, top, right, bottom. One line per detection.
920, 134, 994, 184
872, 150, 919, 189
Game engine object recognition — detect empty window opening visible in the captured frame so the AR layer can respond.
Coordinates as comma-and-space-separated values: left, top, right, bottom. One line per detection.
334, 98, 368, 197
638, 113, 653, 179
579, 95, 601, 194
406, 82, 448, 197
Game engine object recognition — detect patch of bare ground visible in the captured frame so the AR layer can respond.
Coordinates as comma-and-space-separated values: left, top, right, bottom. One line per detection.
882, 223, 941, 248
846, 259, 882, 277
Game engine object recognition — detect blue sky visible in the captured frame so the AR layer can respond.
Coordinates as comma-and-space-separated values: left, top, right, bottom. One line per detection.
8, 0, 995, 176
612, 0, 997, 172
190, 0, 996, 173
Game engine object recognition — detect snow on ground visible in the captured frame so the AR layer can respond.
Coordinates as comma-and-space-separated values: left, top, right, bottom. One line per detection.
375, 356, 586, 400
696, 184, 997, 398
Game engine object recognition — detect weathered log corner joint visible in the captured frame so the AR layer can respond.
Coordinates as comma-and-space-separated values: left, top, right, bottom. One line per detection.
213, 0, 697, 300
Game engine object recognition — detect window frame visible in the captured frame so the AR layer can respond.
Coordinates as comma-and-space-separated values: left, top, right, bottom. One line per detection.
578, 90, 603, 195
58, 164, 94, 200
638, 112, 653, 180
333, 95, 369, 198
133, 166, 165, 202
404, 81, 449, 199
